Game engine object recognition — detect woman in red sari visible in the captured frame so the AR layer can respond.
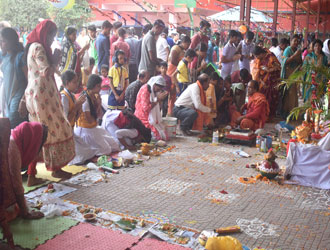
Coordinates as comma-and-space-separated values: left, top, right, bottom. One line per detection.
252, 46, 281, 118
0, 119, 46, 248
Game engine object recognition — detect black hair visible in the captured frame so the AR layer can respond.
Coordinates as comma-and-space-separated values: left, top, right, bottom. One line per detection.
253, 46, 266, 56
160, 61, 168, 68
86, 74, 102, 120
312, 39, 324, 55
214, 32, 220, 37
89, 57, 95, 66
61, 70, 76, 86
154, 19, 165, 28
181, 35, 191, 44
292, 34, 299, 40
185, 48, 196, 58
279, 38, 288, 45
224, 76, 231, 84
127, 27, 135, 36
138, 71, 147, 79
229, 30, 238, 38
271, 37, 278, 47
143, 24, 153, 34
210, 71, 220, 81
118, 27, 126, 38
0, 27, 24, 62
163, 27, 169, 36
246, 31, 254, 40
122, 109, 152, 142
250, 80, 259, 91
65, 26, 77, 37
101, 64, 109, 71
87, 25, 96, 32
113, 21, 122, 30
197, 74, 209, 84
239, 68, 250, 81
195, 42, 208, 52
115, 50, 125, 64
200, 20, 211, 29
102, 20, 113, 29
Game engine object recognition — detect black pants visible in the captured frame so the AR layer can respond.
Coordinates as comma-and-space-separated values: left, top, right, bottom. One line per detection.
129, 64, 138, 84
162, 97, 168, 117
173, 106, 198, 131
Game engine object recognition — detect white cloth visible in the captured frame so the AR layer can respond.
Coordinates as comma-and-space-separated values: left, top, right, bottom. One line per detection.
221, 41, 237, 78
285, 133, 330, 189
74, 126, 120, 156
322, 39, 330, 62
239, 40, 254, 72
174, 83, 211, 113
69, 134, 97, 165
102, 109, 139, 149
271, 46, 283, 65
156, 36, 170, 62
147, 76, 167, 140
60, 88, 71, 117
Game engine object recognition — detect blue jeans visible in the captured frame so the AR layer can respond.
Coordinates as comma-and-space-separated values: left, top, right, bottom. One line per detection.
173, 106, 198, 131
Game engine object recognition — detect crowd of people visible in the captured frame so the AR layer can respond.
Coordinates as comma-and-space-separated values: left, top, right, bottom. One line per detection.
0, 17, 329, 246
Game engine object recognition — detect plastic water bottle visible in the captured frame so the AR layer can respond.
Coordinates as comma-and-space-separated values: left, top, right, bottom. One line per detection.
256, 135, 261, 149
212, 131, 219, 144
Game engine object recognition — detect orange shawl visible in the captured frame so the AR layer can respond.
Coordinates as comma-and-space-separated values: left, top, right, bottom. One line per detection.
248, 92, 270, 128
192, 80, 207, 131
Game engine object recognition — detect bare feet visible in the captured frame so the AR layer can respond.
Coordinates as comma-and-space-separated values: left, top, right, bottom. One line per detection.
182, 130, 193, 136
22, 210, 44, 220
51, 170, 72, 180
27, 176, 47, 187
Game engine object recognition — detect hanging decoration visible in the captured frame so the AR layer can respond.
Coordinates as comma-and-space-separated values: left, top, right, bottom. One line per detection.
142, 0, 157, 11
131, 0, 148, 12
111, 10, 127, 26
126, 14, 143, 26
143, 17, 152, 25
89, 5, 115, 21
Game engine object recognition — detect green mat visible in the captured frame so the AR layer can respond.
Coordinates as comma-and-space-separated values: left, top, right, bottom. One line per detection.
22, 175, 50, 194
0, 216, 78, 249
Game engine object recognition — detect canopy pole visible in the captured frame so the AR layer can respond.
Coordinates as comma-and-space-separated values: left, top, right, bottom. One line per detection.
291, 0, 296, 36
304, 0, 311, 47
323, 6, 327, 40
316, 0, 321, 38
272, 0, 278, 36
240, 0, 246, 24
246, 0, 252, 27
187, 7, 194, 37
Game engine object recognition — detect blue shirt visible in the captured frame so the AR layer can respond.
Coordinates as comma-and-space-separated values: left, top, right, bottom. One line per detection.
0, 51, 27, 123
206, 40, 214, 64
96, 33, 110, 72
167, 37, 175, 48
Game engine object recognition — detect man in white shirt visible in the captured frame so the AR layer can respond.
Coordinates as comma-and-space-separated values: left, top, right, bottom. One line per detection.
156, 33, 170, 62
269, 37, 278, 54
272, 38, 288, 65
221, 30, 241, 78
173, 73, 211, 136
238, 31, 254, 72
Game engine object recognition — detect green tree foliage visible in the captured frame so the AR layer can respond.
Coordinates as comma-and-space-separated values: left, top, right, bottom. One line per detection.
48, 0, 92, 31
0, 0, 92, 31
0, 0, 49, 30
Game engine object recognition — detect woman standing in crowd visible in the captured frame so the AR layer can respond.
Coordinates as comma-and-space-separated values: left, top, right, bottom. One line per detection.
303, 39, 328, 102
59, 26, 89, 78
24, 20, 75, 180
75, 74, 120, 155
281, 34, 302, 117
252, 46, 281, 118
0, 27, 28, 128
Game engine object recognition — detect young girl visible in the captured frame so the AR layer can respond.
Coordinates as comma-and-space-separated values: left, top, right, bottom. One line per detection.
100, 64, 110, 110
60, 70, 97, 164
75, 74, 120, 155
108, 50, 129, 110
102, 109, 152, 150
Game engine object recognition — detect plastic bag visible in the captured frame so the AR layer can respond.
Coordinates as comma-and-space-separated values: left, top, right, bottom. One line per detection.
118, 150, 136, 160
82, 50, 90, 69
205, 236, 243, 250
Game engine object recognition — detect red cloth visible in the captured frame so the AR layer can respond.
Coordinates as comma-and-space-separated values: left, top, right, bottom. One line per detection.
114, 112, 130, 128
244, 92, 269, 129
11, 122, 43, 168
110, 37, 130, 67
26, 20, 57, 63
189, 33, 209, 50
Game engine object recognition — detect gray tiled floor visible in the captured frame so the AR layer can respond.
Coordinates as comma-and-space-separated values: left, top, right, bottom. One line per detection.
62, 131, 330, 250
